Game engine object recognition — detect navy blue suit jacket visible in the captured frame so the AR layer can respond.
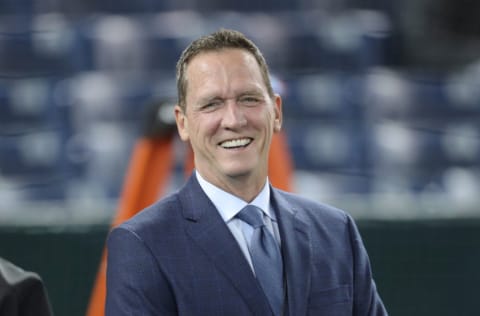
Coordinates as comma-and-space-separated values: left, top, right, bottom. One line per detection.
106, 174, 387, 315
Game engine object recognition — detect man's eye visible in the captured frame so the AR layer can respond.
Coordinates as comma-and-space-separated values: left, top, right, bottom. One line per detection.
240, 97, 260, 105
202, 101, 221, 110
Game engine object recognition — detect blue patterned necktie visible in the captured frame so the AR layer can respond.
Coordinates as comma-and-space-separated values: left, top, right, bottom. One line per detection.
236, 205, 284, 316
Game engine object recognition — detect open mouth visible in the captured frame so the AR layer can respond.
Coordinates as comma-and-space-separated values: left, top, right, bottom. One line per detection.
219, 138, 253, 149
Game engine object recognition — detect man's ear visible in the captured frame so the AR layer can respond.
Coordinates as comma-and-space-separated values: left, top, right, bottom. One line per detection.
273, 94, 283, 133
174, 105, 190, 141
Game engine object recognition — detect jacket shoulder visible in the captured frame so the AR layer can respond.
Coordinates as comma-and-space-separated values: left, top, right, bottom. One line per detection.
274, 189, 349, 225
115, 192, 183, 237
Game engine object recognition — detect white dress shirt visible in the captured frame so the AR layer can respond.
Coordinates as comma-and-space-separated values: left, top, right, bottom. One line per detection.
196, 171, 281, 273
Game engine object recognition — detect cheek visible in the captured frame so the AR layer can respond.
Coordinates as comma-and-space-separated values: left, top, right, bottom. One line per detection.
253, 110, 276, 132
189, 115, 218, 139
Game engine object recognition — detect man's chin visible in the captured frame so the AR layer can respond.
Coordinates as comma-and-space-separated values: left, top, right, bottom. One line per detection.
222, 165, 257, 179
225, 169, 251, 179
225, 168, 268, 183
222, 159, 266, 177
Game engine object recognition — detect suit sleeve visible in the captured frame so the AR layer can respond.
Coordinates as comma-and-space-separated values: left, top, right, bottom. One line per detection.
346, 215, 388, 315
105, 226, 177, 316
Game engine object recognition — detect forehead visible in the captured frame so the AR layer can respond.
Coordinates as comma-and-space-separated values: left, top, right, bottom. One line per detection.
188, 48, 261, 78
185, 49, 265, 93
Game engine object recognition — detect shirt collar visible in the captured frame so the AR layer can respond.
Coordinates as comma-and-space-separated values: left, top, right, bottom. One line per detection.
195, 171, 275, 223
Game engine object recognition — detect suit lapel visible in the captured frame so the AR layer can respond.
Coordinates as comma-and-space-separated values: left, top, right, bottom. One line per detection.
179, 175, 272, 316
271, 188, 311, 316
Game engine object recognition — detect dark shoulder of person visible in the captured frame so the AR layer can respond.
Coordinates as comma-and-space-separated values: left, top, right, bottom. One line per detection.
0, 257, 54, 316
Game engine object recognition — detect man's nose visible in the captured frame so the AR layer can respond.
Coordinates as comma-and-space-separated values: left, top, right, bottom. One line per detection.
221, 101, 247, 128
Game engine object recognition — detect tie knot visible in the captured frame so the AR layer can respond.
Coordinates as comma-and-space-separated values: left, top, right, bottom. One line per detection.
236, 205, 265, 229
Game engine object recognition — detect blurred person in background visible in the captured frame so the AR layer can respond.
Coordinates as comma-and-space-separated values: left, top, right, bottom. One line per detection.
105, 29, 387, 316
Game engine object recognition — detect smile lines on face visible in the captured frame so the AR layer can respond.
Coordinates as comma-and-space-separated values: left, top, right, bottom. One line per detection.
219, 137, 253, 149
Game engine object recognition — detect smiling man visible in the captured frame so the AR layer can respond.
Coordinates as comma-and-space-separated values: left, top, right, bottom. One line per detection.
106, 29, 387, 316
175, 45, 282, 202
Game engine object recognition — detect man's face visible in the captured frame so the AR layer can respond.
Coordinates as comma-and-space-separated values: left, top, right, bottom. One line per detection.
175, 48, 282, 188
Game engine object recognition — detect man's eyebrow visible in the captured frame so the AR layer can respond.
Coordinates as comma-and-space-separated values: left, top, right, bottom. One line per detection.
195, 87, 265, 104
240, 90, 263, 96
198, 95, 222, 104
237, 88, 265, 97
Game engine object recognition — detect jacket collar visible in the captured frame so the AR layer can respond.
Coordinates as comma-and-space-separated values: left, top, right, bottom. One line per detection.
179, 174, 273, 315
178, 175, 312, 316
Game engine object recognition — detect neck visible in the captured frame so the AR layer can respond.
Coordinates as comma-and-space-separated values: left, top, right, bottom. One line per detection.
197, 171, 267, 203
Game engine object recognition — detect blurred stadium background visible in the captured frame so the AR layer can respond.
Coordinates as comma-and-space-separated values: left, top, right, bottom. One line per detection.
1, 0, 479, 315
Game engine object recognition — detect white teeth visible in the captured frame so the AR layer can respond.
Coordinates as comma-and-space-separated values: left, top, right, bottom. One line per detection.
220, 138, 252, 148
